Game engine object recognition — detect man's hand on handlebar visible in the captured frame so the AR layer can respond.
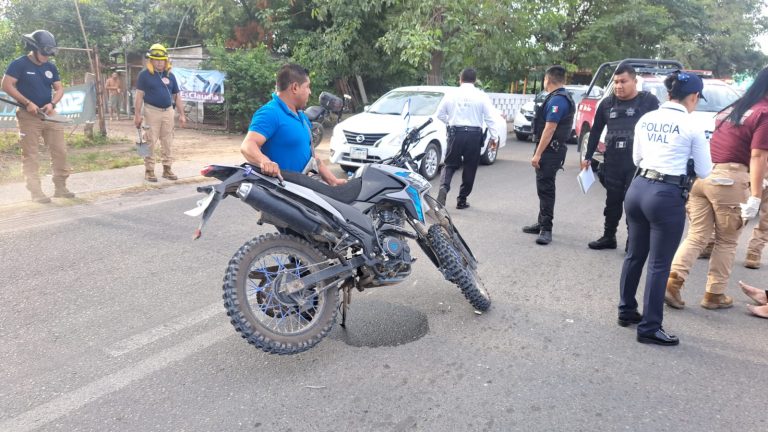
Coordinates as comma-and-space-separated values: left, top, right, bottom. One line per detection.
259, 159, 281, 178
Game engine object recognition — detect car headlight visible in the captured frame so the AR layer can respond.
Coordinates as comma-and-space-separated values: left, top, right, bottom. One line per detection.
381, 132, 406, 147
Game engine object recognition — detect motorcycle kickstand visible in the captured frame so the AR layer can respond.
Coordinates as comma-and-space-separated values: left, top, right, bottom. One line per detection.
340, 282, 352, 328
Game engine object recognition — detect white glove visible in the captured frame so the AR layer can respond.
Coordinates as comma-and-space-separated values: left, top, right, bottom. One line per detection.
741, 196, 762, 220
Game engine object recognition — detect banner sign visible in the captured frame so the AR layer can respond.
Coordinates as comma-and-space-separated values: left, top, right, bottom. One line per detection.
173, 68, 226, 104
0, 83, 97, 128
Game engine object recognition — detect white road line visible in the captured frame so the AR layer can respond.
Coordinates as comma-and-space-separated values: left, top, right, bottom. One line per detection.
0, 326, 232, 432
105, 302, 224, 356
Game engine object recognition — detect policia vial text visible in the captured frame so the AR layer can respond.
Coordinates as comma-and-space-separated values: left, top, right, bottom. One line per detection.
639, 121, 680, 144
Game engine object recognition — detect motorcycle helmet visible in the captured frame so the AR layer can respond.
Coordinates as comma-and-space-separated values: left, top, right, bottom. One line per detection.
21, 30, 58, 56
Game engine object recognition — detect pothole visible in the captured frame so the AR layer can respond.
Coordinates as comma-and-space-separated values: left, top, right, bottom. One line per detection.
328, 299, 429, 348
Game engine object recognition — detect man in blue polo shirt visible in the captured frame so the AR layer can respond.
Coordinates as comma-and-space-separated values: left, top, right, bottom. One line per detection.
240, 63, 346, 186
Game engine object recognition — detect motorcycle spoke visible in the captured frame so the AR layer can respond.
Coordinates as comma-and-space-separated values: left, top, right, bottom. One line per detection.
244, 250, 326, 335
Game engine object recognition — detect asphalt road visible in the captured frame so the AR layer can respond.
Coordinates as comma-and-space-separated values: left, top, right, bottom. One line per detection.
1, 138, 765, 432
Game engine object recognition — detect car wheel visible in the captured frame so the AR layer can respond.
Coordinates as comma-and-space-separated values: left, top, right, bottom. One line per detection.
515, 132, 529, 141
339, 164, 358, 174
480, 143, 497, 165
419, 142, 441, 180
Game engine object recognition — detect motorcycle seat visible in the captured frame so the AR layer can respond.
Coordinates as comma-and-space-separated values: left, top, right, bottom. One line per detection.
304, 106, 323, 122
281, 171, 362, 204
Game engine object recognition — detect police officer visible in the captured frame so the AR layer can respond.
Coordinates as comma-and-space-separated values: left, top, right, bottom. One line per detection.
1, 30, 71, 203
522, 65, 574, 245
134, 43, 186, 182
665, 66, 768, 309
436, 68, 500, 209
619, 71, 711, 346
581, 63, 660, 250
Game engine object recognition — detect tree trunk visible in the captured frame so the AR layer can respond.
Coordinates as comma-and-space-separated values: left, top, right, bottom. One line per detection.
427, 50, 444, 85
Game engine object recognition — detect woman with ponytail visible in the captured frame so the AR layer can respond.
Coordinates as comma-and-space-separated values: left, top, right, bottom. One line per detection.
618, 70, 712, 346
665, 67, 768, 317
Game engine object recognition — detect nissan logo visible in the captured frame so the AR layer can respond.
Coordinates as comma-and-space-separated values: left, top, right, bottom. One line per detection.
355, 134, 365, 143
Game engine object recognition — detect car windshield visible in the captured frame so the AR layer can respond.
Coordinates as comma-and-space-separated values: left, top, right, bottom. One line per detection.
367, 91, 445, 116
642, 81, 740, 112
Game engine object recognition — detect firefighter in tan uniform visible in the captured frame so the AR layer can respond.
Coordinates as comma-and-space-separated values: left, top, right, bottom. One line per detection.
1, 30, 72, 203
133, 44, 186, 182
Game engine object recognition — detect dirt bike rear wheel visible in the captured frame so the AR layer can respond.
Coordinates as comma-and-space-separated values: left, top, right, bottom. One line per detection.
222, 233, 339, 354
427, 225, 491, 312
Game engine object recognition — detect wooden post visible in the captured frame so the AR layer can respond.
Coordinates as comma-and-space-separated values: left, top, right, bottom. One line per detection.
355, 75, 368, 105
93, 45, 107, 136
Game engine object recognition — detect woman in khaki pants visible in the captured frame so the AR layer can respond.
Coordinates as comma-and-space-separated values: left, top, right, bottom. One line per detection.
665, 67, 768, 310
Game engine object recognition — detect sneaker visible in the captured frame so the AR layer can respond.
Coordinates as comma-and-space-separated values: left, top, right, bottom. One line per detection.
522, 223, 541, 234
588, 235, 617, 250
456, 200, 469, 210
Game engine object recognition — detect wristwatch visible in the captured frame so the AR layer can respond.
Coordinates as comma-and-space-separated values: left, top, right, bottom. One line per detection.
50, 102, 57, 109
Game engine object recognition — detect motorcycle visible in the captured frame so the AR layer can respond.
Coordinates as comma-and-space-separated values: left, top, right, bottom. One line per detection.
305, 91, 351, 147
186, 118, 489, 355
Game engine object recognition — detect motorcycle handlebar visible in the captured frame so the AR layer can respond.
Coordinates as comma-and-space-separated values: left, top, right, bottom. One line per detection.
412, 118, 433, 136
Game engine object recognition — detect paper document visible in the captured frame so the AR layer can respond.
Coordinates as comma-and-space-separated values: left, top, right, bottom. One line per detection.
577, 166, 596, 194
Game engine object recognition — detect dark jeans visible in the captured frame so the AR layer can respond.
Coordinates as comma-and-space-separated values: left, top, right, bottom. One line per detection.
535, 147, 567, 231
619, 177, 686, 335
439, 130, 483, 202
602, 152, 636, 237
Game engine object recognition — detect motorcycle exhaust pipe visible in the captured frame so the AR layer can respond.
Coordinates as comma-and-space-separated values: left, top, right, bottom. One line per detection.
237, 183, 323, 235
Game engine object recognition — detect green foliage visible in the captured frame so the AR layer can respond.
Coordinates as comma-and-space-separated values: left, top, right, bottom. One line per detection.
204, 46, 280, 132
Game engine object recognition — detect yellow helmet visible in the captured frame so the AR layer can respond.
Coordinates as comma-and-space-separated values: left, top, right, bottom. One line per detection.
146, 43, 168, 60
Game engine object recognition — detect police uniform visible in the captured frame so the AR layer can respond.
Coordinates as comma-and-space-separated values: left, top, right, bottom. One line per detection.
584, 92, 660, 248
436, 82, 500, 209
619, 98, 711, 345
528, 88, 574, 237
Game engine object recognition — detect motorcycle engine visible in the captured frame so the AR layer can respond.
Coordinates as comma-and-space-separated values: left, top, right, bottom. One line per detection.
374, 208, 412, 278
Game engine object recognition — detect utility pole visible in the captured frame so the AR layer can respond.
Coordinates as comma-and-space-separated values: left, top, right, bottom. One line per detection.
73, 0, 106, 135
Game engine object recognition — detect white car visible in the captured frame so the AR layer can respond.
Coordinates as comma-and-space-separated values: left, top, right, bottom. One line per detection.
329, 86, 507, 180
513, 85, 594, 142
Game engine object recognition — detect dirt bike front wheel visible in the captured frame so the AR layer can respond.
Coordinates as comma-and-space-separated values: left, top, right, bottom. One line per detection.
427, 224, 491, 312
222, 233, 340, 355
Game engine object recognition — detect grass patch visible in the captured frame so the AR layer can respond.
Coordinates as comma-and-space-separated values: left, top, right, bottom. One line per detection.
0, 149, 143, 184
67, 133, 129, 149
68, 151, 143, 172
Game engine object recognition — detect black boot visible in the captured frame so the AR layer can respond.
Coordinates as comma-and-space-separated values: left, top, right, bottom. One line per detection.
522, 223, 541, 234
536, 230, 552, 245
588, 235, 617, 250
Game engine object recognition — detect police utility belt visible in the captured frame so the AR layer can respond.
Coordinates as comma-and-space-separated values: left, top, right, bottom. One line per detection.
449, 125, 482, 134
637, 168, 688, 187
